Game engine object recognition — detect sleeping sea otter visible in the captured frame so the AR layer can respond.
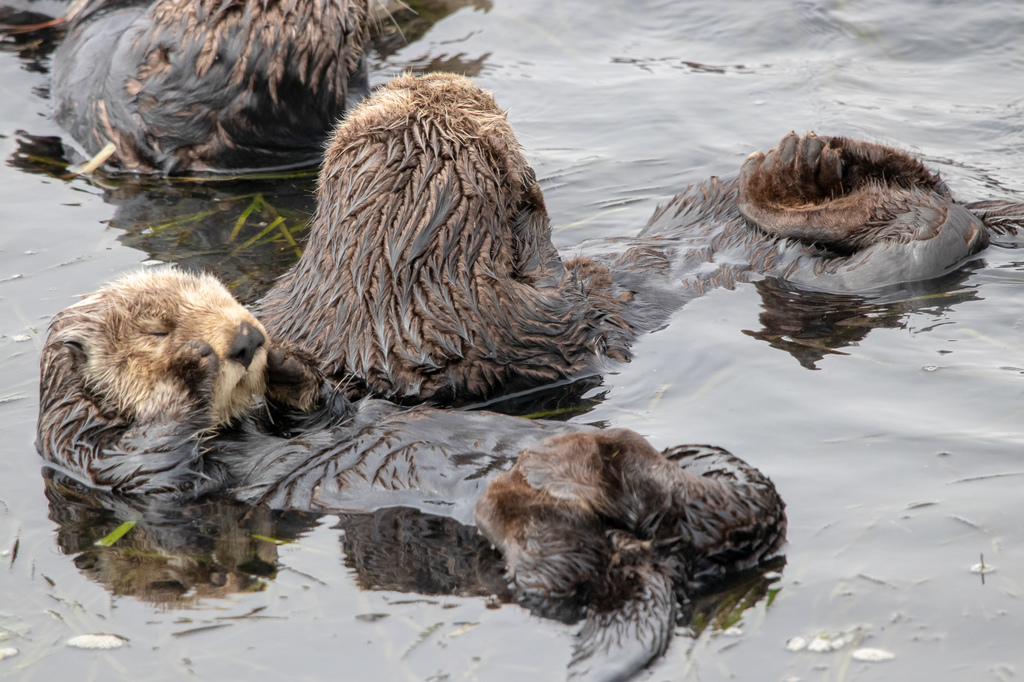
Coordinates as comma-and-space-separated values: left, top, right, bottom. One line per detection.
258, 73, 1020, 405
51, 0, 368, 172
37, 267, 786, 680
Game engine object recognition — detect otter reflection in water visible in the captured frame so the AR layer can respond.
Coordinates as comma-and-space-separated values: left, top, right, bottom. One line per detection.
37, 268, 786, 680
745, 269, 983, 370
258, 74, 1024, 405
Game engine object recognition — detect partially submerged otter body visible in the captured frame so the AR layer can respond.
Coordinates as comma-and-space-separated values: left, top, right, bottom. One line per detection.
623, 132, 990, 298
51, 0, 368, 172
258, 74, 1012, 407
37, 268, 275, 495
258, 73, 633, 404
38, 268, 786, 680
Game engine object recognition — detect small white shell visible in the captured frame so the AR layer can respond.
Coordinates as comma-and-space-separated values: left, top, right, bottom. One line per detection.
66, 634, 127, 650
0, 647, 18, 660
785, 636, 807, 652
851, 647, 895, 662
807, 636, 834, 653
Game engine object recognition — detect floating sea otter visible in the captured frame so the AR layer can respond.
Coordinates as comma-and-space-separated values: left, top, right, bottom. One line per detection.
37, 267, 785, 680
51, 0, 369, 172
258, 73, 1022, 405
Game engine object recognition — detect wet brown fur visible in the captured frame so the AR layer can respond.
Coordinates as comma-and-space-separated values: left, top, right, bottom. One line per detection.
259, 73, 632, 403
259, 75, 1012, 405
35, 268, 321, 494
738, 132, 952, 252
54, 0, 369, 172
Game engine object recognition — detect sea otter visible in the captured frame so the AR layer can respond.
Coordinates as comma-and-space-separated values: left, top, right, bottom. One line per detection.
37, 267, 786, 680
258, 73, 1020, 406
36, 267, 328, 495
51, 0, 369, 172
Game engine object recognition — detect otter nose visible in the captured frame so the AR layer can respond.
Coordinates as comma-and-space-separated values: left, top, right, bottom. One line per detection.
228, 321, 265, 369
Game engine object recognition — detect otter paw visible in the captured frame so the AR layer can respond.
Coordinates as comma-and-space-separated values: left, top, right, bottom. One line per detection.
174, 340, 219, 382
265, 344, 323, 412
172, 339, 221, 403
739, 131, 844, 208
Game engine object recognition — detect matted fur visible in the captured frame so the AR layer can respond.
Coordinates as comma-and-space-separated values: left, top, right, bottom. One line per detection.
259, 73, 632, 403
53, 0, 369, 172
37, 267, 270, 494
475, 430, 786, 679
260, 75, 1022, 405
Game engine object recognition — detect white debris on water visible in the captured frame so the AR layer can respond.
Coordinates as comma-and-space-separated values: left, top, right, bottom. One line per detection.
722, 626, 743, 637
851, 647, 895, 662
785, 636, 807, 652
66, 634, 127, 650
970, 563, 995, 575
141, 260, 163, 266
0, 647, 18, 660
805, 633, 852, 653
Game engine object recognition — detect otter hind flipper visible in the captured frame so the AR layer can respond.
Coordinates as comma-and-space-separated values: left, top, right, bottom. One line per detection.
736, 132, 989, 292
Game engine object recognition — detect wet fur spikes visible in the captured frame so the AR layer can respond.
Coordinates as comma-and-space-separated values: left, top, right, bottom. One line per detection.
474, 430, 787, 682
258, 73, 632, 404
52, 0, 369, 172
36, 267, 281, 496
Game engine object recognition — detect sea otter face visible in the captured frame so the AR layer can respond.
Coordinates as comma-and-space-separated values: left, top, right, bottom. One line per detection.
54, 268, 268, 426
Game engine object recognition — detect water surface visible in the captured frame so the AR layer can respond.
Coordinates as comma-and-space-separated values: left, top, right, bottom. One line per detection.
1, 0, 1022, 680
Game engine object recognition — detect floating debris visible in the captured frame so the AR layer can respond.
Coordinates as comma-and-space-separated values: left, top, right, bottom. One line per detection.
785, 636, 807, 652
970, 563, 995, 575
68, 142, 116, 176
141, 260, 163, 266
355, 613, 390, 622
807, 634, 847, 653
12, 335, 30, 342
95, 520, 136, 547
66, 634, 127, 650
851, 647, 894, 662
448, 622, 479, 638
721, 626, 743, 637
0, 647, 18, 660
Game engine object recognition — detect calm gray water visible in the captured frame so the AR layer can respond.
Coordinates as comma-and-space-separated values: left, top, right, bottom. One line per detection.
2, 0, 1023, 679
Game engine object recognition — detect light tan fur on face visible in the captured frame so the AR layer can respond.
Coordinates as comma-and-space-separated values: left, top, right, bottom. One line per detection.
61, 268, 267, 426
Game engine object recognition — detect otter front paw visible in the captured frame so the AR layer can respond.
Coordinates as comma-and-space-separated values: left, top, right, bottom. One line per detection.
177, 340, 222, 410
265, 344, 323, 412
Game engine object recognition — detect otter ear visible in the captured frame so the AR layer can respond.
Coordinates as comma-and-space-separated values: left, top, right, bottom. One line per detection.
511, 167, 564, 284
61, 336, 89, 370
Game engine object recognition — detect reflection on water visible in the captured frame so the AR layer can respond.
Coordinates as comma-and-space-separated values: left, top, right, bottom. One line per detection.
45, 472, 319, 605
744, 267, 983, 370
4, 0, 1024, 679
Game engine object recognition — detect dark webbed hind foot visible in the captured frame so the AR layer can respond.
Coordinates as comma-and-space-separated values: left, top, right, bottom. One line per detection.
738, 131, 959, 251
474, 429, 787, 682
737, 132, 987, 290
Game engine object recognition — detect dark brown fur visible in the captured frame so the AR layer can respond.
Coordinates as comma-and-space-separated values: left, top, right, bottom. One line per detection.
39, 268, 786, 681
260, 74, 1013, 406
258, 73, 632, 404
52, 0, 369, 172
475, 430, 786, 678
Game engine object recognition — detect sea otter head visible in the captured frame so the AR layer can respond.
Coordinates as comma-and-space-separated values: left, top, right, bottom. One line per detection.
43, 268, 268, 427
259, 73, 631, 403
